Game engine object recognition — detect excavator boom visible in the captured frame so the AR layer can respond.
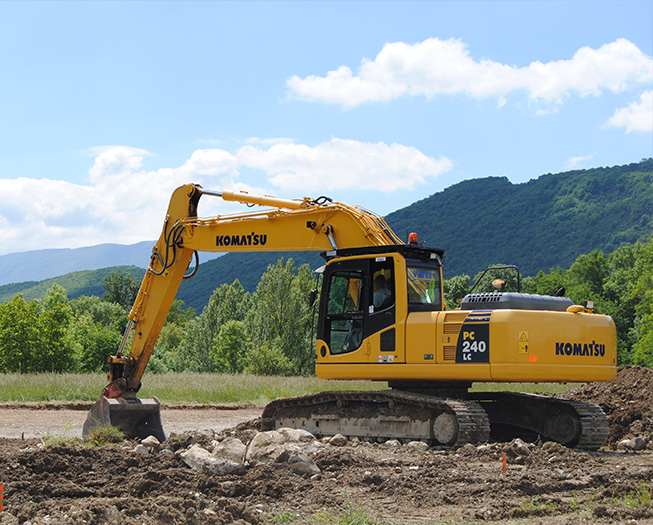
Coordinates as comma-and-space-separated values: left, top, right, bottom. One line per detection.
84, 184, 401, 438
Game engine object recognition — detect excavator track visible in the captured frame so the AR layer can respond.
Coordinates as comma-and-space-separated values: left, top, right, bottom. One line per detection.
261, 390, 490, 448
468, 392, 609, 450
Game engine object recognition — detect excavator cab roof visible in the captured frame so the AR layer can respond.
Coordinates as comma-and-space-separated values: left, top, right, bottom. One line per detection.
321, 243, 445, 264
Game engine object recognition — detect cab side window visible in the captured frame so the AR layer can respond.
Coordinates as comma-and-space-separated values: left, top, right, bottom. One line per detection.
370, 259, 394, 312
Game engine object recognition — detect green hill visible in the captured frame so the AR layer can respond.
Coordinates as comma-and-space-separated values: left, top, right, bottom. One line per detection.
385, 159, 653, 278
0, 266, 145, 304
2, 159, 651, 313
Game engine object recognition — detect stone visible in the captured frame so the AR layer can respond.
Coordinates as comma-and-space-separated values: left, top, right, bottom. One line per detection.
181, 444, 245, 475
277, 427, 315, 442
276, 449, 321, 476
622, 437, 646, 451
511, 438, 531, 456
141, 435, 160, 449
134, 444, 149, 455
328, 434, 348, 447
212, 437, 247, 461
245, 430, 292, 464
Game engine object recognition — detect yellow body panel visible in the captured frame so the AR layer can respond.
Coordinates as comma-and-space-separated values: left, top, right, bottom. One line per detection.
316, 308, 617, 384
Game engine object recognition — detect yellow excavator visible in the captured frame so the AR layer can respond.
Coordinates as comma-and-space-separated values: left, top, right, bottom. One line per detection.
83, 184, 617, 449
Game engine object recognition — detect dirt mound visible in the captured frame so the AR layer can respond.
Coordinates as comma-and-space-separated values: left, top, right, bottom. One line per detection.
1, 367, 652, 523
1, 432, 652, 524
562, 366, 653, 447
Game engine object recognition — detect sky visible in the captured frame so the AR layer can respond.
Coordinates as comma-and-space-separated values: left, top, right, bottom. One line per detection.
0, 0, 651, 256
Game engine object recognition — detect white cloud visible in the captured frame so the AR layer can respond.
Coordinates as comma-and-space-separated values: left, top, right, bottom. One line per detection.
287, 38, 653, 109
566, 153, 597, 170
0, 139, 449, 254
605, 90, 653, 132
237, 138, 452, 192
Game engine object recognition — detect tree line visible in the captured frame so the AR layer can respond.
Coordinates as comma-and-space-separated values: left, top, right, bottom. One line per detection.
1, 236, 651, 374
0, 258, 315, 376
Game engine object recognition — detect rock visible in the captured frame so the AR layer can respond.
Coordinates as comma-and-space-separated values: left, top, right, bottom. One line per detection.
277, 427, 315, 442
405, 441, 429, 452
212, 437, 247, 461
276, 449, 321, 476
458, 443, 477, 455
511, 438, 531, 456
159, 448, 175, 457
245, 431, 287, 464
384, 439, 401, 448
181, 444, 245, 475
141, 435, 160, 449
328, 434, 348, 447
134, 444, 149, 455
618, 437, 646, 451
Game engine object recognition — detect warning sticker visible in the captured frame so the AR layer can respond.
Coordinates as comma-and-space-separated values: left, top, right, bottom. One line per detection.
518, 331, 529, 354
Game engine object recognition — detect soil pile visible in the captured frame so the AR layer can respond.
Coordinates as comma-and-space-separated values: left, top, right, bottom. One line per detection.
0, 367, 652, 524
562, 366, 653, 446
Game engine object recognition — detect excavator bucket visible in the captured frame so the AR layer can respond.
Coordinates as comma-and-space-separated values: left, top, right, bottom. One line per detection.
83, 396, 166, 442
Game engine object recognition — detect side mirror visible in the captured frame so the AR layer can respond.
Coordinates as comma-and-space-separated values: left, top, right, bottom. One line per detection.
308, 289, 318, 308
491, 278, 507, 291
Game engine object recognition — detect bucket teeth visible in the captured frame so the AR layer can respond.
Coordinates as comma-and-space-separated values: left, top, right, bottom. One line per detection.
83, 396, 166, 442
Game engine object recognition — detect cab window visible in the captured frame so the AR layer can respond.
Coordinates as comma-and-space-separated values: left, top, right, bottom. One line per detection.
407, 265, 441, 310
326, 271, 364, 354
370, 258, 394, 312
327, 272, 362, 314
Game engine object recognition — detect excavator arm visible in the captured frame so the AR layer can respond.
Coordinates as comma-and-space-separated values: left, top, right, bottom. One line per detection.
85, 183, 401, 438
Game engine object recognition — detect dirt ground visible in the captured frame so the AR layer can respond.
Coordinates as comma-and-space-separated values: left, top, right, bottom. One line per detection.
1, 367, 652, 524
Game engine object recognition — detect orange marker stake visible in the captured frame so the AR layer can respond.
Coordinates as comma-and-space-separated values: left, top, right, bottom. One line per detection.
501, 453, 507, 475
1, 482, 4, 511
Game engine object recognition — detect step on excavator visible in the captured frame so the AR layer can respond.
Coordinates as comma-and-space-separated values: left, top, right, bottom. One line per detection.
83, 184, 617, 449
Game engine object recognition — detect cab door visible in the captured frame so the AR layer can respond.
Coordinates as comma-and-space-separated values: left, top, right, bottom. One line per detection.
316, 256, 398, 363
317, 259, 368, 360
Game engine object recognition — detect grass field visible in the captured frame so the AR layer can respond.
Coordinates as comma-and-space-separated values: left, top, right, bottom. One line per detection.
0, 372, 574, 405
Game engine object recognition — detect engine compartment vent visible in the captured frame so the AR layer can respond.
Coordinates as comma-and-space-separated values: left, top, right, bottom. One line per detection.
460, 292, 573, 312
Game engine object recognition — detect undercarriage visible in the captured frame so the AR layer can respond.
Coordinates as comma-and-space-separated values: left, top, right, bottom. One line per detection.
261, 386, 609, 450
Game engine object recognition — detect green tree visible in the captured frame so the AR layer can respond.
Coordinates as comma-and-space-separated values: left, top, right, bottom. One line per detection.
37, 284, 75, 372
68, 295, 128, 371
0, 295, 42, 372
69, 314, 122, 372
443, 274, 470, 310
176, 280, 251, 372
246, 341, 292, 376
103, 272, 141, 311
630, 237, 653, 366
246, 258, 316, 376
211, 320, 249, 373
70, 295, 127, 332
522, 267, 567, 296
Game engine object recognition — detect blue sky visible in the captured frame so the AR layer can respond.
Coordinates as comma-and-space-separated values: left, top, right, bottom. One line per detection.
0, 0, 651, 255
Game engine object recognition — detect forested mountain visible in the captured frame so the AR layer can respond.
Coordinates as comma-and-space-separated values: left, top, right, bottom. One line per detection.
1, 159, 651, 314
386, 158, 653, 278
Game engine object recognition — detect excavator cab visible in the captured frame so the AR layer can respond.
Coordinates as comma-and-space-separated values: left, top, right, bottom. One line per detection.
315, 244, 443, 366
